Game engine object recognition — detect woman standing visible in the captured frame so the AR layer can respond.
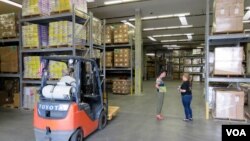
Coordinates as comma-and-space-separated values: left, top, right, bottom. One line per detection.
179, 73, 193, 121
155, 70, 167, 120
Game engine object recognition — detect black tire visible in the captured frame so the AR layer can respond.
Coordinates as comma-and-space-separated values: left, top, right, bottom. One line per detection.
98, 110, 107, 130
70, 129, 83, 141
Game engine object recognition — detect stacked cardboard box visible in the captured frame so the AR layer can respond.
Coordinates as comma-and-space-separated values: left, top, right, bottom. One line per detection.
173, 65, 180, 72
184, 59, 192, 65
106, 51, 113, 68
184, 67, 192, 73
213, 0, 244, 33
114, 24, 129, 44
22, 0, 40, 17
0, 13, 17, 38
192, 49, 202, 55
50, 0, 87, 14
105, 26, 113, 44
173, 50, 182, 56
49, 21, 86, 46
114, 49, 130, 67
49, 61, 68, 79
192, 75, 201, 82
214, 47, 244, 75
112, 79, 131, 94
22, 24, 40, 48
23, 56, 41, 79
92, 18, 102, 45
192, 59, 202, 65
214, 89, 245, 120
0, 46, 18, 73
193, 67, 201, 72
13, 93, 20, 107
23, 87, 40, 109
172, 58, 179, 64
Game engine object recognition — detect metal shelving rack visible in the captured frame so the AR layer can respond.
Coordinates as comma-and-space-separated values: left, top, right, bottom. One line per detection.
205, 0, 250, 119
19, 6, 106, 107
183, 55, 205, 82
105, 42, 134, 95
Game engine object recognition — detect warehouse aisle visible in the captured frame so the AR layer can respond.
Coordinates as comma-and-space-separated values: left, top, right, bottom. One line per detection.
0, 81, 223, 141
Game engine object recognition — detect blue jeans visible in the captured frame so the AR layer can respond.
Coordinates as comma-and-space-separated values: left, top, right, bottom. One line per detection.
182, 95, 192, 119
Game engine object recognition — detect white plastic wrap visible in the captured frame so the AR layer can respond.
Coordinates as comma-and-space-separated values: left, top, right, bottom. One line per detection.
42, 85, 73, 100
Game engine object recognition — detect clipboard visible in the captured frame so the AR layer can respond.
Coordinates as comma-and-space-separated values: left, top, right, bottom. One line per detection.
159, 86, 167, 93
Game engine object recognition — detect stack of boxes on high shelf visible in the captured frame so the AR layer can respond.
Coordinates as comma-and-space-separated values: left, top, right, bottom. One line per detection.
208, 0, 246, 120
105, 24, 133, 94
0, 13, 19, 107
172, 49, 204, 81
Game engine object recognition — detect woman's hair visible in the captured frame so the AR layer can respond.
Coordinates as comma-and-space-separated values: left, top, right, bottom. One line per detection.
183, 73, 192, 87
158, 70, 167, 77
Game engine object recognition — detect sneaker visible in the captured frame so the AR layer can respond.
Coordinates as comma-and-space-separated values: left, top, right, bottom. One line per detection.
189, 118, 193, 121
183, 118, 189, 122
156, 115, 164, 120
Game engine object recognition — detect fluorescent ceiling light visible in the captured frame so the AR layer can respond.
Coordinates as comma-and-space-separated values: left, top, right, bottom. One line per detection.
243, 20, 250, 23
246, 7, 250, 10
244, 29, 250, 32
148, 36, 157, 42
128, 12, 190, 21
86, 0, 95, 2
121, 20, 135, 28
104, 0, 139, 5
162, 45, 181, 48
179, 16, 188, 25
152, 33, 194, 38
161, 39, 190, 43
143, 25, 193, 31
146, 53, 155, 56
0, 0, 22, 8
187, 34, 193, 40
243, 11, 250, 21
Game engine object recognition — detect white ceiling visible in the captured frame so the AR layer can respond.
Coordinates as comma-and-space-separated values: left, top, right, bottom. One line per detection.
1, 0, 250, 49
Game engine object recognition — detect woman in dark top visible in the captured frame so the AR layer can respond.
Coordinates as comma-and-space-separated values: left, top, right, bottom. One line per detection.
179, 73, 193, 121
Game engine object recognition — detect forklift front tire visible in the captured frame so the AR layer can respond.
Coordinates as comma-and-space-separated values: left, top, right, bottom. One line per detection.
70, 129, 83, 141
98, 110, 107, 130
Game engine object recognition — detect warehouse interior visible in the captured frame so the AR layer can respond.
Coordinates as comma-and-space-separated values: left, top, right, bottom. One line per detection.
0, 0, 250, 141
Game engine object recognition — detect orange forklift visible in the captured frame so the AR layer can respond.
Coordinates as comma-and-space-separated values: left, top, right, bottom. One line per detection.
34, 56, 108, 141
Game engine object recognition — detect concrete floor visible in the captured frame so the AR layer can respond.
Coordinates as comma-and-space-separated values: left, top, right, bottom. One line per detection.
0, 81, 238, 141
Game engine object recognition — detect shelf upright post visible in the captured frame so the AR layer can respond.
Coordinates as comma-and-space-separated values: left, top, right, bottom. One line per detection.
72, 4, 76, 56
205, 0, 210, 120
19, 13, 24, 107
89, 12, 94, 58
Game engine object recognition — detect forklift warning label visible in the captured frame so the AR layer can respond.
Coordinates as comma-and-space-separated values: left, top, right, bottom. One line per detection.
222, 125, 250, 141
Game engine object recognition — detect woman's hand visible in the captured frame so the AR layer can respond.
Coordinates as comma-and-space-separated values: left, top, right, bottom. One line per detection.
180, 89, 186, 93
155, 83, 160, 89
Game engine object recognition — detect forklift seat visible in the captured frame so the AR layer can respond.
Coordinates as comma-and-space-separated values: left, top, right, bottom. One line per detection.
79, 102, 92, 118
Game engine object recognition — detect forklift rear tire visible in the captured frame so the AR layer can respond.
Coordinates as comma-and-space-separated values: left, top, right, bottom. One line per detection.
98, 110, 107, 130
70, 129, 83, 141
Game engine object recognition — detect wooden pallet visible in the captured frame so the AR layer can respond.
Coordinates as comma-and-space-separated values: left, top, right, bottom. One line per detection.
212, 74, 245, 78
23, 78, 41, 80
51, 10, 70, 15
0, 36, 18, 40
22, 14, 41, 18
245, 111, 250, 120
48, 44, 71, 48
108, 106, 120, 120
211, 31, 244, 35
23, 46, 39, 49
2, 104, 18, 109
212, 113, 248, 123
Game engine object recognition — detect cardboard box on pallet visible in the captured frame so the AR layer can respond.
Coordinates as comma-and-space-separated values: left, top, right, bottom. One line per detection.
213, 0, 244, 33
105, 51, 113, 68
23, 87, 40, 109
112, 79, 131, 94
0, 13, 17, 39
114, 49, 130, 67
214, 47, 244, 75
214, 89, 245, 120
113, 24, 130, 44
105, 26, 113, 44
0, 46, 18, 73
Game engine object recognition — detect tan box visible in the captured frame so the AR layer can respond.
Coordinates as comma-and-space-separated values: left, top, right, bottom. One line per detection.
213, 17, 243, 33
13, 93, 20, 107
